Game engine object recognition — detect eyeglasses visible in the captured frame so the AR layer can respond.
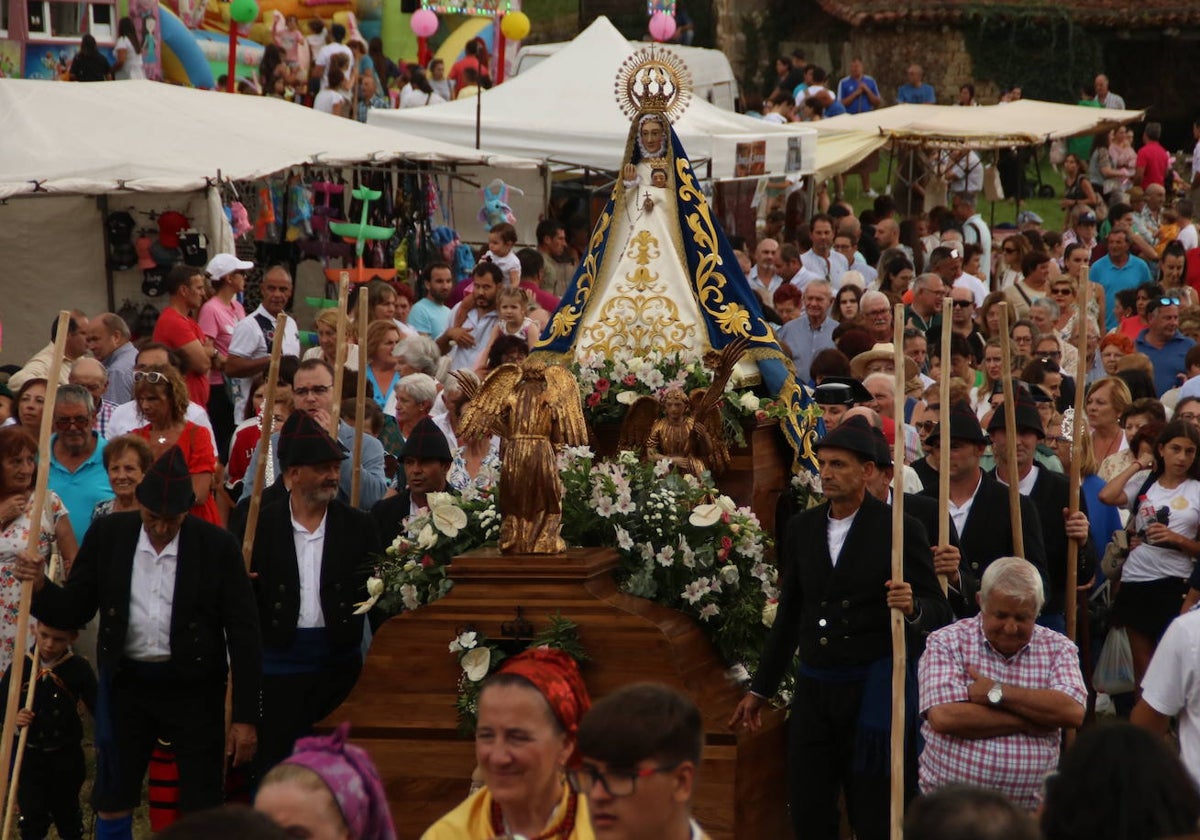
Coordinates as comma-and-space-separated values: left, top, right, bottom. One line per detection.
864, 308, 890, 319
566, 763, 679, 798
915, 420, 936, 434
293, 385, 332, 397
952, 299, 973, 308
1050, 288, 1073, 296
54, 416, 90, 429
1157, 297, 1181, 306
133, 371, 169, 385
1178, 412, 1200, 423
1003, 247, 1018, 254
1013, 335, 1033, 344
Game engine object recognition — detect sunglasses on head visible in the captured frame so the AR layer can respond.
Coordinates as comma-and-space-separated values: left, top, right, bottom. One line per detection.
133, 371, 169, 385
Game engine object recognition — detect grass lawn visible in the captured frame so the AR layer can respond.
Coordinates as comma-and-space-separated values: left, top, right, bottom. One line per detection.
838, 148, 1072, 232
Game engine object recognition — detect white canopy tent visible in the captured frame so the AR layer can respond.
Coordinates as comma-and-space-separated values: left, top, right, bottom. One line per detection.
369, 16, 818, 180
0, 78, 540, 360
812, 100, 1146, 179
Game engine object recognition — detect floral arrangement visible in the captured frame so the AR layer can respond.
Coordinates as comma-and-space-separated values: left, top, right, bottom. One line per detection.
448, 614, 588, 734
370, 488, 499, 615
567, 350, 784, 444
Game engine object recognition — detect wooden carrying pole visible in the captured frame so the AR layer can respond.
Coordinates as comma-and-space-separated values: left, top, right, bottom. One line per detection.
2, 553, 59, 840
889, 306, 907, 840
0, 310, 70, 815
240, 313, 289, 570
330, 274, 350, 437
1065, 267, 1090, 641
936, 295, 952, 595
351, 294, 369, 508
997, 302, 1025, 558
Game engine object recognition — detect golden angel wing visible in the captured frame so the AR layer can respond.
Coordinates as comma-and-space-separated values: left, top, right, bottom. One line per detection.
618, 395, 661, 457
544, 366, 588, 447
459, 363, 522, 441
695, 336, 750, 419
698, 404, 730, 477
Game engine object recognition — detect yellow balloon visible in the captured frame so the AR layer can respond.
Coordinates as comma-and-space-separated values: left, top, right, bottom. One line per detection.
501, 11, 530, 41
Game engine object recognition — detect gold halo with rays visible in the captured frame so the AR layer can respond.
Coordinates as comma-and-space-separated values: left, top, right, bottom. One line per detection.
614, 46, 692, 123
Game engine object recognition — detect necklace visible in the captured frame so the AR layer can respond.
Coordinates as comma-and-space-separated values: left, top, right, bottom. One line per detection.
157, 435, 168, 445
489, 784, 577, 840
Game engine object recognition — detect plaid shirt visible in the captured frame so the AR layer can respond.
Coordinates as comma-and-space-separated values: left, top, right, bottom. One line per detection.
93, 400, 117, 440
918, 614, 1087, 809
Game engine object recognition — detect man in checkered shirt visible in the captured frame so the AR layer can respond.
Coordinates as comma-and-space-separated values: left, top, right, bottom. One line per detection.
917, 557, 1086, 809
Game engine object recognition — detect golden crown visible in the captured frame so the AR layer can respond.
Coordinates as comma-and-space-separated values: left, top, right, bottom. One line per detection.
615, 46, 692, 124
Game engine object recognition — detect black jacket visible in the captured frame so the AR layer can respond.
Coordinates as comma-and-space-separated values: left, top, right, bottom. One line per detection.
250, 498, 381, 654
922, 471, 1049, 618
31, 512, 261, 723
751, 493, 953, 697
0, 652, 96, 750
987, 467, 1097, 616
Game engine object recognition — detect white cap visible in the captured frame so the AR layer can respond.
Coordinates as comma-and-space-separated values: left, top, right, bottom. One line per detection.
206, 253, 254, 280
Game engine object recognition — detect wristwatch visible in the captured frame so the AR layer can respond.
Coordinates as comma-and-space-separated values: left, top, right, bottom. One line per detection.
987, 682, 1004, 706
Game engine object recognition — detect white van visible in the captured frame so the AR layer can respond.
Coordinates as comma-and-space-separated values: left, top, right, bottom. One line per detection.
512, 41, 740, 112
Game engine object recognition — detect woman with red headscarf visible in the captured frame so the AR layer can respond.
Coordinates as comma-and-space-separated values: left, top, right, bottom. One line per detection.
422, 648, 594, 839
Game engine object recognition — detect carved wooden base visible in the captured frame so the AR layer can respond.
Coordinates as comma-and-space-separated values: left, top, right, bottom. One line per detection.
321, 547, 791, 839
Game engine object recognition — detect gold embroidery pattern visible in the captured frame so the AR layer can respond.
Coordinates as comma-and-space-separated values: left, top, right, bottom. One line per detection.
539, 208, 613, 346
580, 226, 696, 355
674, 157, 775, 343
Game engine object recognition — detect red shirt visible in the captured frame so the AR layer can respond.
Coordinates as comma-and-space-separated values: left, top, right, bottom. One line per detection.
449, 55, 483, 90
1136, 140, 1170, 189
152, 306, 211, 406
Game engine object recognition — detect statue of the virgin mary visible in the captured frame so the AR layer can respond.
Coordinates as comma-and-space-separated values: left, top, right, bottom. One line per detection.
533, 47, 818, 472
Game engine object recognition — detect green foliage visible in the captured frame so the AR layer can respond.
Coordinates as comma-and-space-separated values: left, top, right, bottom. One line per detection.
962, 14, 1102, 103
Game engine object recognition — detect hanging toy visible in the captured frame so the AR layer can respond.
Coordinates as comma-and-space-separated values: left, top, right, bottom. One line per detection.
393, 238, 409, 277
254, 184, 277, 241
287, 177, 314, 240
229, 201, 252, 237
325, 185, 398, 284
478, 178, 523, 230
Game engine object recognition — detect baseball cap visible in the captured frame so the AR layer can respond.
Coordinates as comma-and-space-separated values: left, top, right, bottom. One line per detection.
1076, 211, 1098, 225
206, 253, 254, 280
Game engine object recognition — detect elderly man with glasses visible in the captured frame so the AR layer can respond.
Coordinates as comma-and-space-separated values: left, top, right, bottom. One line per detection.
1135, 296, 1196, 397
47, 384, 113, 546
905, 273, 946, 334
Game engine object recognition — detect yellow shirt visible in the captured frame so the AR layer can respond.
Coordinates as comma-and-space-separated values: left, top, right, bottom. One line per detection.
421, 783, 595, 840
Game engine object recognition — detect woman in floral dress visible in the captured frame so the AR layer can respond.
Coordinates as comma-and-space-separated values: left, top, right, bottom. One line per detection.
0, 426, 77, 674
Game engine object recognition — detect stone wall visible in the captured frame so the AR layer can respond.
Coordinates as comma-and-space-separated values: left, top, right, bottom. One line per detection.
847, 27, 1000, 105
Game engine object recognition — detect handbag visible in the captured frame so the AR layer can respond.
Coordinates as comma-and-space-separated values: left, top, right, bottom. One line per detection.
1100, 528, 1130, 580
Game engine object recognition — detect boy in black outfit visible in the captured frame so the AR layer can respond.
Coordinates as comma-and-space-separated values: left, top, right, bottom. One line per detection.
0, 621, 96, 840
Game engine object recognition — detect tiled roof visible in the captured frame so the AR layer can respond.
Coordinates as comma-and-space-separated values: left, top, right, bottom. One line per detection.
816, 0, 1200, 27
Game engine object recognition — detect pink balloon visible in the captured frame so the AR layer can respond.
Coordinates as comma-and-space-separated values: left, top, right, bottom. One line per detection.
648, 12, 676, 42
411, 8, 438, 38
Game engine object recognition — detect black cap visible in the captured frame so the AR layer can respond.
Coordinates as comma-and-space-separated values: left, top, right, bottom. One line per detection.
278, 411, 348, 469
987, 385, 1045, 439
135, 446, 196, 516
928, 399, 989, 444
815, 415, 887, 462
399, 416, 452, 463
813, 376, 873, 407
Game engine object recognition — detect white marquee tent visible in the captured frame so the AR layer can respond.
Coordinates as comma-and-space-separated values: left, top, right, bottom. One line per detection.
812, 99, 1146, 179
0, 78, 540, 360
369, 16, 818, 180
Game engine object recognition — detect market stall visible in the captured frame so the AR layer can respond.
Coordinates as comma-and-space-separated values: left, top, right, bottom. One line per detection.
0, 78, 541, 360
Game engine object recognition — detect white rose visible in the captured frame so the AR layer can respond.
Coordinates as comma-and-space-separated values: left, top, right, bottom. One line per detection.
366, 576, 384, 598
738, 392, 761, 412
461, 646, 492, 682
400, 583, 421, 611
720, 564, 740, 585
449, 630, 478, 653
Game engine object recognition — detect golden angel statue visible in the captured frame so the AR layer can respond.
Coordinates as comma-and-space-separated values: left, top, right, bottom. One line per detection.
453, 360, 587, 554
619, 337, 749, 478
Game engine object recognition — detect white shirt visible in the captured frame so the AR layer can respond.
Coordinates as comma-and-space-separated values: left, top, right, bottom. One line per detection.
801, 249, 849, 287
996, 464, 1040, 497
1178, 223, 1198, 252
953, 271, 988, 307
228, 305, 301, 420
314, 42, 353, 89
1141, 608, 1200, 790
1123, 478, 1200, 582
291, 502, 328, 629
108, 399, 218, 459
445, 304, 499, 372
961, 213, 992, 285
398, 84, 446, 108
827, 509, 857, 566
948, 471, 984, 538
125, 528, 180, 661
748, 267, 783, 299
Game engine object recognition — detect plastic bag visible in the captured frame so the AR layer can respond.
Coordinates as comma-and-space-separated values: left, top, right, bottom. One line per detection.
1094, 627, 1136, 695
